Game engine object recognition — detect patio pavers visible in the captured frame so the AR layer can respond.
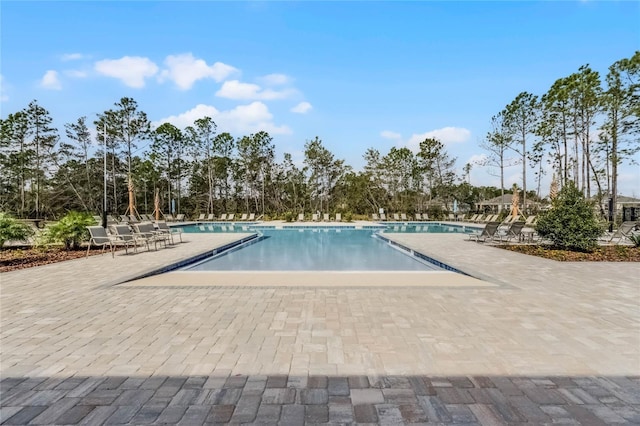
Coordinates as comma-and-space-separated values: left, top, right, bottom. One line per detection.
1, 230, 639, 424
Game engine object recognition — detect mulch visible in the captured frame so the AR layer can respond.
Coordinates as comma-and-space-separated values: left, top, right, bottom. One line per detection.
498, 244, 640, 262
0, 246, 123, 273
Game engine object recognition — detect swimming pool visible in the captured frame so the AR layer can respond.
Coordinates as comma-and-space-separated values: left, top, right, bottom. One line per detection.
183, 228, 441, 271
179, 222, 477, 234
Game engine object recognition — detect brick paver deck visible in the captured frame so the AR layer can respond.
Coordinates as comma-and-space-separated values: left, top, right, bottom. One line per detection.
1, 228, 639, 424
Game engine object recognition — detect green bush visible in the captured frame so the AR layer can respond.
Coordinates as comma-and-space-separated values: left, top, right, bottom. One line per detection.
283, 212, 295, 222
0, 213, 34, 248
39, 211, 95, 250
343, 212, 353, 222
535, 182, 603, 252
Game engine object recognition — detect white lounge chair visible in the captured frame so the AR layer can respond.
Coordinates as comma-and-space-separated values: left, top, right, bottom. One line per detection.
323, 213, 330, 222
207, 213, 215, 221
196, 214, 206, 221
240, 213, 248, 221
298, 213, 305, 222
312, 213, 319, 222
248, 213, 255, 221
227, 213, 235, 221
219, 213, 227, 221
335, 213, 342, 222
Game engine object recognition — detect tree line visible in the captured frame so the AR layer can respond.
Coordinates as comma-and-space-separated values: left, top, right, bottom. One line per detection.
481, 52, 639, 213
0, 52, 636, 220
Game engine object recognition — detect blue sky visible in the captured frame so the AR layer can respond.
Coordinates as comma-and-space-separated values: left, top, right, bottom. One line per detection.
2, 1, 639, 195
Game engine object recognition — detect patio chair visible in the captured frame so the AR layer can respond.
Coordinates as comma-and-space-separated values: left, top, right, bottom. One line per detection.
219, 213, 227, 221
380, 213, 387, 221
312, 213, 319, 222
496, 221, 527, 243
447, 213, 455, 221
196, 214, 206, 221
86, 226, 135, 258
401, 213, 408, 221
109, 224, 151, 253
335, 213, 342, 222
323, 213, 330, 222
524, 215, 537, 226
467, 214, 478, 223
414, 213, 422, 221
127, 214, 140, 223
207, 213, 215, 221
248, 213, 256, 221
599, 221, 638, 245
132, 222, 168, 250
227, 213, 235, 221
164, 214, 175, 222
372, 213, 380, 221
468, 222, 501, 242
298, 213, 305, 222
156, 220, 183, 244
175, 214, 185, 222
393, 213, 400, 221
240, 213, 248, 221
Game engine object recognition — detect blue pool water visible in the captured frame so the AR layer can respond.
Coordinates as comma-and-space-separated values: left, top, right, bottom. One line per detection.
184, 229, 440, 271
179, 222, 477, 234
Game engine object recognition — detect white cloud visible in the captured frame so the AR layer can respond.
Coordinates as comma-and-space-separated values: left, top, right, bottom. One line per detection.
40, 70, 62, 90
259, 73, 290, 86
0, 75, 8, 101
380, 130, 401, 140
216, 80, 296, 100
94, 56, 159, 88
61, 53, 84, 61
405, 126, 471, 152
65, 70, 88, 78
154, 102, 291, 135
291, 102, 312, 114
158, 53, 238, 90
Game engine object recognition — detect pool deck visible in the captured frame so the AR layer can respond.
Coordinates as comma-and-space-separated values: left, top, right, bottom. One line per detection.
1, 222, 639, 424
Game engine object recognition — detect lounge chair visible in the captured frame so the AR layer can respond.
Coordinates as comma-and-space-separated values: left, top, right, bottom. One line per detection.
323, 213, 330, 222
524, 215, 537, 226
393, 213, 400, 221
164, 214, 175, 222
496, 221, 526, 243
175, 214, 185, 222
401, 213, 408, 221
298, 213, 305, 222
196, 214, 206, 221
335, 213, 342, 222
240, 213, 248, 221
219, 213, 227, 221
227, 213, 235, 221
467, 214, 478, 223
312, 213, 319, 222
109, 224, 151, 252
156, 220, 183, 244
468, 222, 501, 242
248, 213, 256, 221
207, 213, 215, 221
414, 213, 422, 221
599, 221, 638, 245
380, 213, 387, 221
92, 215, 102, 224
86, 225, 136, 258
132, 222, 168, 250
372, 213, 380, 221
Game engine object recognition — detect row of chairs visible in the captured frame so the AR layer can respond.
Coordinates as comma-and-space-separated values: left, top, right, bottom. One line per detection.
86, 221, 183, 258
372, 213, 429, 221
196, 213, 258, 221
298, 213, 342, 222
468, 221, 529, 243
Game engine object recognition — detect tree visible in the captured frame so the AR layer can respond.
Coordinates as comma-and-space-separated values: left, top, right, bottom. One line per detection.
150, 123, 183, 215
96, 97, 151, 216
504, 92, 538, 212
25, 100, 58, 218
185, 117, 217, 213
479, 112, 517, 211
0, 111, 30, 216
237, 131, 275, 214
416, 137, 457, 203
600, 52, 640, 221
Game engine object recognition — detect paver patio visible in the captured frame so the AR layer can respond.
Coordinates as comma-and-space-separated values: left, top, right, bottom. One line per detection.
1, 226, 639, 424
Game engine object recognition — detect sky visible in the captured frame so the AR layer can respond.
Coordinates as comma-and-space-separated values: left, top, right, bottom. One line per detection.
2, 1, 639, 197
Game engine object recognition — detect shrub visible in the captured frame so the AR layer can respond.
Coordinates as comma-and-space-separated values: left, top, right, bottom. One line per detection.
283, 212, 295, 222
629, 234, 640, 248
0, 213, 34, 248
535, 182, 603, 252
343, 212, 353, 222
39, 211, 95, 250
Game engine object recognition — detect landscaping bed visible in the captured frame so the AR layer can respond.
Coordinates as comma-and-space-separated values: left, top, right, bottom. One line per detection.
0, 246, 120, 273
499, 244, 640, 262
